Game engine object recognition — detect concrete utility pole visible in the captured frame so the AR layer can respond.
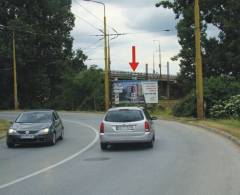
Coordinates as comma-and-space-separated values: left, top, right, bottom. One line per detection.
194, 0, 204, 119
166, 61, 170, 99
83, 0, 109, 111
153, 40, 162, 78
145, 63, 149, 80
12, 30, 19, 110
153, 53, 155, 74
158, 43, 161, 78
107, 33, 111, 107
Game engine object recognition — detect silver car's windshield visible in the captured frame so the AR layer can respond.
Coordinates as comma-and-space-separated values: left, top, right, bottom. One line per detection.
105, 109, 144, 122
16, 112, 52, 123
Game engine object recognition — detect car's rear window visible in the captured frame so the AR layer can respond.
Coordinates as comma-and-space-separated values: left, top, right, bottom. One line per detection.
105, 109, 144, 122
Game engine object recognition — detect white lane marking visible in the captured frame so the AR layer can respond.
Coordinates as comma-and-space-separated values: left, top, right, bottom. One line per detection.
0, 119, 99, 190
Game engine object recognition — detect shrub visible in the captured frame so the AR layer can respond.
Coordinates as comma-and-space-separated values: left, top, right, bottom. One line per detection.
210, 95, 240, 119
172, 92, 196, 117
172, 76, 240, 117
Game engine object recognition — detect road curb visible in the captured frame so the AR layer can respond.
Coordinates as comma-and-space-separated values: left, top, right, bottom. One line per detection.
187, 122, 240, 147
159, 118, 240, 148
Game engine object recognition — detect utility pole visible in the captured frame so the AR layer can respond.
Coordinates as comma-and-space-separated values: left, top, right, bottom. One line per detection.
166, 61, 170, 99
107, 33, 111, 107
194, 0, 204, 119
158, 43, 162, 78
103, 5, 109, 111
153, 40, 162, 78
83, 0, 109, 111
153, 53, 155, 74
12, 30, 19, 110
145, 63, 149, 80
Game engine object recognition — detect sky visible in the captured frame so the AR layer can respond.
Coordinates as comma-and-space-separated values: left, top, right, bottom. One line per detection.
70, 0, 209, 75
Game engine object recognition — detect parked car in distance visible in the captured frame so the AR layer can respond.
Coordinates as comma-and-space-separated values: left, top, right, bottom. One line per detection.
6, 110, 64, 148
99, 107, 156, 150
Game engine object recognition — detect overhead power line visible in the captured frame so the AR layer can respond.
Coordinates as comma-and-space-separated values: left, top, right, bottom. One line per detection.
75, 39, 103, 51
73, 0, 119, 34
72, 11, 103, 33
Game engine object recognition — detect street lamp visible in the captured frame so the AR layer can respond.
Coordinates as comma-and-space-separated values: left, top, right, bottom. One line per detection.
83, 0, 109, 111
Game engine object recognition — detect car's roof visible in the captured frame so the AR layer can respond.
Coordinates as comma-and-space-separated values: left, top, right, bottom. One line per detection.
22, 109, 54, 113
108, 107, 144, 111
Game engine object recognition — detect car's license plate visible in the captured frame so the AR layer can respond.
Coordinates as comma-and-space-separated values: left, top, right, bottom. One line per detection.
116, 125, 134, 131
21, 135, 35, 139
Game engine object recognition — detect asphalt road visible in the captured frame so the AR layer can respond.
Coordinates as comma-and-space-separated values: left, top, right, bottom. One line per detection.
0, 111, 239, 195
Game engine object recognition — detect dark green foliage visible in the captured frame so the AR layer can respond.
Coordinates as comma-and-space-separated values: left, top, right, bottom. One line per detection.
210, 95, 240, 119
0, 0, 103, 110
61, 66, 104, 111
0, 0, 75, 109
172, 91, 196, 117
172, 76, 240, 117
156, 0, 240, 94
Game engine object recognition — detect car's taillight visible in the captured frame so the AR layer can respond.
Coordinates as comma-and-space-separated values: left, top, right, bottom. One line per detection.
144, 121, 150, 132
100, 122, 104, 133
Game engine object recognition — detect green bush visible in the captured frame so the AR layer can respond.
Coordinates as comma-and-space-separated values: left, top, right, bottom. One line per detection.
210, 95, 240, 119
172, 92, 196, 117
172, 76, 240, 117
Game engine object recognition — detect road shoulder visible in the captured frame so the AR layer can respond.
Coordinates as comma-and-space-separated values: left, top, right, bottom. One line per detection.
158, 117, 240, 147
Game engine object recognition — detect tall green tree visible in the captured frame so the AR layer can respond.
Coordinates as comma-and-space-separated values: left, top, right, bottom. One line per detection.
0, 0, 75, 108
62, 66, 104, 111
156, 0, 240, 94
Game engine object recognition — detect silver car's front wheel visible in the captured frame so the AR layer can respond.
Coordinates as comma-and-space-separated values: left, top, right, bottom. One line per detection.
49, 133, 56, 146
59, 129, 64, 140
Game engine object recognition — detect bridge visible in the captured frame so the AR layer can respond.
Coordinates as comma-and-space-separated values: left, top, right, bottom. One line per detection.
109, 71, 180, 99
110, 70, 177, 82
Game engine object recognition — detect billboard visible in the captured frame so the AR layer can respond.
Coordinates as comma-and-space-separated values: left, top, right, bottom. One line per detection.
112, 80, 158, 104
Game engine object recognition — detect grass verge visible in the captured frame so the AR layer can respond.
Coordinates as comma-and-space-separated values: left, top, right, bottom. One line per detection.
188, 119, 240, 140
150, 100, 240, 141
0, 119, 10, 138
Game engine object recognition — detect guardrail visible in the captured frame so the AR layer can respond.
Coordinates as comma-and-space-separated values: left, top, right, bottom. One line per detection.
110, 70, 177, 82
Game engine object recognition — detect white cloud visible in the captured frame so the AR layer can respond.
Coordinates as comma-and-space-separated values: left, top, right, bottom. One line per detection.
71, 0, 181, 75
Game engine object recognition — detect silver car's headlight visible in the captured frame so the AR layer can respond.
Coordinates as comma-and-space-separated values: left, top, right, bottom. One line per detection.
39, 128, 49, 134
8, 129, 17, 134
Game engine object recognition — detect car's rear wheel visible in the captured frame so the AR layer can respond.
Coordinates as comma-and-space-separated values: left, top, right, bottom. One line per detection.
146, 140, 153, 148
100, 143, 108, 150
7, 141, 15, 148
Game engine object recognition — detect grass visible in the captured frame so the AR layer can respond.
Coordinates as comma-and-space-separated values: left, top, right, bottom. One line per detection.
150, 100, 178, 118
0, 120, 10, 138
150, 100, 240, 140
190, 119, 240, 139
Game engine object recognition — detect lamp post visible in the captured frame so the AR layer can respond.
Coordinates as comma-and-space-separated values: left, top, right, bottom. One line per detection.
83, 0, 109, 111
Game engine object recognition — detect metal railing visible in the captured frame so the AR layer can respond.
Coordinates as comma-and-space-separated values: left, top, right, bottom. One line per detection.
110, 70, 177, 81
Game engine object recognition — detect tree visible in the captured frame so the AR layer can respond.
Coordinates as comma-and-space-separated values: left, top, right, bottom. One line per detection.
0, 0, 75, 108
62, 66, 104, 110
156, 0, 240, 94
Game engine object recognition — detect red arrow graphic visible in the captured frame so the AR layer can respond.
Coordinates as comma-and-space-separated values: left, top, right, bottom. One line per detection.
129, 46, 139, 71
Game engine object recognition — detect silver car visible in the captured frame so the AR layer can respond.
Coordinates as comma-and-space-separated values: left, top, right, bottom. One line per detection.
99, 107, 156, 150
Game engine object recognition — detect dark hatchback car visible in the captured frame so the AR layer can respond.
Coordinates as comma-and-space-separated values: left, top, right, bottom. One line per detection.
6, 110, 64, 148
